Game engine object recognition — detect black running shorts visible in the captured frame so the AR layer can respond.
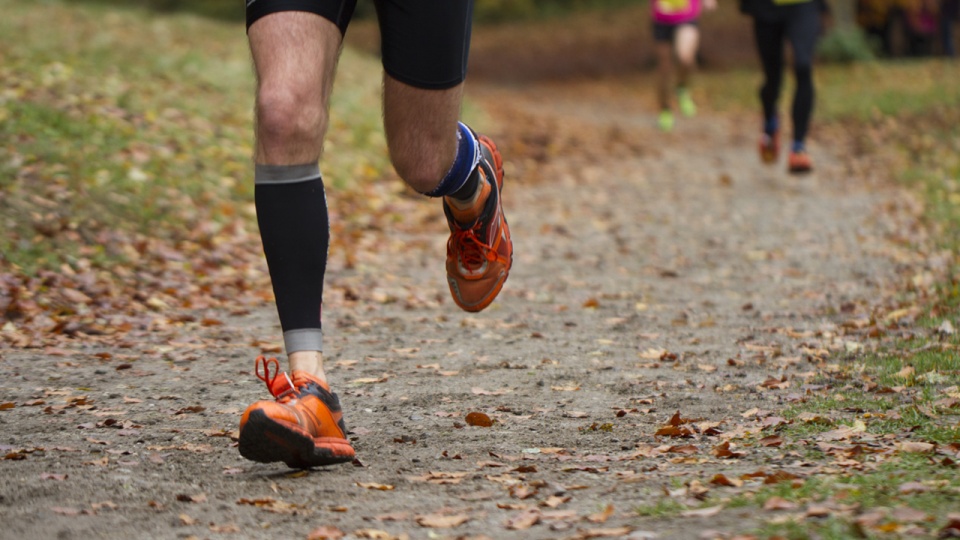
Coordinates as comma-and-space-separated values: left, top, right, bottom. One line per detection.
652, 20, 698, 43
246, 0, 474, 90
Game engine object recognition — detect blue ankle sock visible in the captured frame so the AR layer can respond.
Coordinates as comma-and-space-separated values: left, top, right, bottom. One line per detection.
424, 122, 480, 198
763, 117, 778, 136
792, 140, 805, 153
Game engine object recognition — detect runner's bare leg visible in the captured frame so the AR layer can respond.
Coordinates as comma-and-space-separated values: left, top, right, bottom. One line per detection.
249, 12, 342, 381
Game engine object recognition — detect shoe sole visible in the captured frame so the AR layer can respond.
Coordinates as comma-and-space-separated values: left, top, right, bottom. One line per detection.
238, 409, 355, 468
449, 136, 513, 313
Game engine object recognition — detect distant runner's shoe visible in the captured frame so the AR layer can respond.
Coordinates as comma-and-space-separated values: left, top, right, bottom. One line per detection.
759, 132, 779, 164
444, 134, 513, 312
239, 356, 355, 468
658, 110, 675, 132
788, 150, 813, 174
678, 88, 697, 117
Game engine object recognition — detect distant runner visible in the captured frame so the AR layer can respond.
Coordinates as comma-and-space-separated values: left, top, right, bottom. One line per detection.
651, 0, 717, 131
742, 0, 829, 173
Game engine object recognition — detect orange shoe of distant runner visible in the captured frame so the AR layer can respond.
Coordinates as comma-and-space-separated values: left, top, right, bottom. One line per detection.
759, 132, 779, 164
788, 150, 813, 174
238, 356, 355, 468
443, 134, 513, 312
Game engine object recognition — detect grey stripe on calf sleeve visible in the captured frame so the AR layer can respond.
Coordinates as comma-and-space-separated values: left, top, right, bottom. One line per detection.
284, 328, 323, 354
255, 163, 322, 184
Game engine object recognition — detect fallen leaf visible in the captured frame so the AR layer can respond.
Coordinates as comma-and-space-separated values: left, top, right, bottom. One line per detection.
465, 412, 493, 427
898, 481, 930, 494
586, 504, 614, 523
708, 474, 743, 487
759, 435, 783, 447
506, 509, 541, 530
415, 513, 470, 528
471, 387, 510, 396
680, 505, 723, 518
356, 482, 395, 491
711, 441, 744, 458
578, 527, 634, 538
898, 442, 936, 453
763, 497, 797, 511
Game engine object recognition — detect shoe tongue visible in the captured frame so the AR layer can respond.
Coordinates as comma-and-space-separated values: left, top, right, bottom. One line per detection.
449, 176, 491, 226
267, 370, 326, 397
289, 370, 330, 392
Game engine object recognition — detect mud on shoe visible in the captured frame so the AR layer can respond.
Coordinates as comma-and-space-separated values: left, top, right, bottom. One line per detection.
239, 356, 355, 468
443, 134, 513, 312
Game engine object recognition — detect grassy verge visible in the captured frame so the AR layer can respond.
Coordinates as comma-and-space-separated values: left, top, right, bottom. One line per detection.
0, 0, 391, 273
695, 59, 960, 539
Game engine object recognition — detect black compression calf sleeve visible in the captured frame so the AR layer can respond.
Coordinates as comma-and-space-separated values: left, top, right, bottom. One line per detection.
255, 164, 329, 354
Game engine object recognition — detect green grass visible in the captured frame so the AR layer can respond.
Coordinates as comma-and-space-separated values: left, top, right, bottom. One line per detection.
698, 56, 960, 539
702, 60, 960, 122
0, 0, 387, 273
635, 496, 688, 518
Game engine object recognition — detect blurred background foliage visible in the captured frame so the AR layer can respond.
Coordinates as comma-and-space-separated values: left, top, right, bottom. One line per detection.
64, 0, 644, 23
64, 0, 957, 65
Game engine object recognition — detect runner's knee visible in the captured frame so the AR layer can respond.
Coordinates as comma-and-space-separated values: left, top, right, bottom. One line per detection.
391, 150, 451, 194
255, 83, 325, 151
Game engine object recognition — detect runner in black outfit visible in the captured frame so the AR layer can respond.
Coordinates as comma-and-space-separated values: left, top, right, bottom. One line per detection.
743, 0, 828, 174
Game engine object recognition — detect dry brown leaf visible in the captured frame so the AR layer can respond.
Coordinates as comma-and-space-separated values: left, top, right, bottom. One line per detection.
465, 411, 493, 427
471, 387, 510, 396
759, 435, 784, 447
577, 527, 634, 538
708, 474, 743, 487
762, 497, 797, 511
540, 495, 570, 508
656, 426, 693, 438
351, 529, 402, 539
712, 441, 744, 458
680, 505, 723, 518
415, 513, 470, 528
898, 481, 930, 494
586, 504, 615, 523
898, 441, 936, 453
407, 471, 467, 484
506, 509, 541, 530
356, 482, 395, 491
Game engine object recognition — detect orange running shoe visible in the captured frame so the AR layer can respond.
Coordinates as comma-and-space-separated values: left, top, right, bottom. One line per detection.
443, 134, 513, 312
759, 132, 779, 164
239, 356, 355, 468
788, 151, 813, 174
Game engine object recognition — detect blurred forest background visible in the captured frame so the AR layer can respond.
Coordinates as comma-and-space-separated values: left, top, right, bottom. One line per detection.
62, 0, 960, 81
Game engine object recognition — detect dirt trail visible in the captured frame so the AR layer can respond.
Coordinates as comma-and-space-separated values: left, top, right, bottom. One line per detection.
0, 77, 919, 539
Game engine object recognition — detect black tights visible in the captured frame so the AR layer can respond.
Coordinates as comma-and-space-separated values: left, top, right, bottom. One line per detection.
753, 4, 819, 144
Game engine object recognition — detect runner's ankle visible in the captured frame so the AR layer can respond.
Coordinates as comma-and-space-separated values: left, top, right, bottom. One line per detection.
288, 351, 326, 382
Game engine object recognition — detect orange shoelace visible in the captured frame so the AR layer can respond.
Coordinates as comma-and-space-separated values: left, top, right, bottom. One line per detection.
255, 355, 297, 402
450, 227, 498, 271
